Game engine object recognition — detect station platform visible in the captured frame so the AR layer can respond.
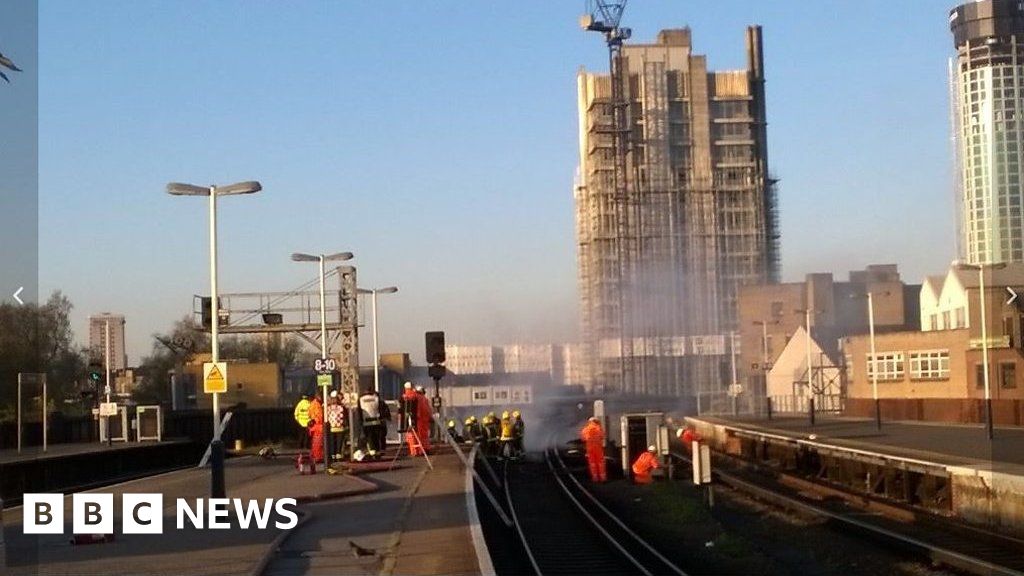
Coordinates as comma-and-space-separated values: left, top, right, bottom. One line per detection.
688, 414, 1024, 535
2, 444, 488, 576
0, 439, 192, 466
694, 415, 1024, 473
1, 439, 205, 504
263, 447, 485, 576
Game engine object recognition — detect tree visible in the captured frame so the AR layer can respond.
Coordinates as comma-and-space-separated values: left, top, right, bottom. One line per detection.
132, 317, 305, 405
0, 292, 88, 421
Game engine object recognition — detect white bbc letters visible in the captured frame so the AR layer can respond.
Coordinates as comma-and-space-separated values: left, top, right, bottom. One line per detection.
122, 494, 164, 534
23, 494, 64, 534
23, 493, 295, 535
208, 498, 231, 529
177, 499, 203, 529
72, 493, 113, 535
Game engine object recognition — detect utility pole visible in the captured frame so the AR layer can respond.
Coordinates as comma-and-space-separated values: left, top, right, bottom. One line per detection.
105, 319, 111, 446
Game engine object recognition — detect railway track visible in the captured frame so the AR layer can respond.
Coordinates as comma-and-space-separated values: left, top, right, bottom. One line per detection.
500, 440, 687, 576
672, 448, 1024, 576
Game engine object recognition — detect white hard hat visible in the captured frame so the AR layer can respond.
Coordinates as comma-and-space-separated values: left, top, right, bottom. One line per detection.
353, 449, 365, 462
415, 385, 425, 393
404, 382, 413, 389
676, 427, 685, 438
648, 445, 657, 452
330, 390, 338, 398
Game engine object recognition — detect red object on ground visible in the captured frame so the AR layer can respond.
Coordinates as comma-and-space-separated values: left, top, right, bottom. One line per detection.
296, 451, 317, 475
580, 420, 606, 482
631, 451, 660, 484
415, 391, 432, 454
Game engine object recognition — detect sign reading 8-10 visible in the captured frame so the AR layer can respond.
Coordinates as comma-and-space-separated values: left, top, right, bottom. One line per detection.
314, 358, 337, 374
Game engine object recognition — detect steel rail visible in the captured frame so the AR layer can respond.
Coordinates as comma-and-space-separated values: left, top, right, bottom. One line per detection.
670, 449, 1024, 576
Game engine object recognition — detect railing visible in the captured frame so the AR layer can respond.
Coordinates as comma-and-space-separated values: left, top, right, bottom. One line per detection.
1, 407, 300, 450
768, 394, 844, 415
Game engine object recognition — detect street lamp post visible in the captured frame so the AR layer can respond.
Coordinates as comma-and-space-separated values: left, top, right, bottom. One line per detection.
955, 261, 1006, 440
167, 180, 261, 498
358, 287, 399, 394
753, 320, 776, 417
851, 291, 889, 431
104, 319, 111, 446
796, 308, 821, 424
729, 331, 739, 416
293, 251, 354, 471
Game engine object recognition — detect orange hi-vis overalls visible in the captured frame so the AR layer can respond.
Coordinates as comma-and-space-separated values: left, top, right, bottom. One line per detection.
631, 451, 660, 484
580, 421, 606, 482
415, 391, 432, 454
402, 389, 423, 455
308, 398, 324, 463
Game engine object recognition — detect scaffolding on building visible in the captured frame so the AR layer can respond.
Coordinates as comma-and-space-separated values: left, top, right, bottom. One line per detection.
576, 25, 779, 397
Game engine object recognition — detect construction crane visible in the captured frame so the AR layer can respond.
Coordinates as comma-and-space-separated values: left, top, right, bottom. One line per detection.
581, 1, 637, 395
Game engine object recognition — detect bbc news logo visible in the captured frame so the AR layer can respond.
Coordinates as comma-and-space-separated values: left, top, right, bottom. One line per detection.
23, 494, 299, 535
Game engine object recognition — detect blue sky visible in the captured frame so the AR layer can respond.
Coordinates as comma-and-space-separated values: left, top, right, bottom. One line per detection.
23, 1, 958, 363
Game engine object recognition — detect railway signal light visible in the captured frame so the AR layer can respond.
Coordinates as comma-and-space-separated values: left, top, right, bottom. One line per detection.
425, 331, 445, 365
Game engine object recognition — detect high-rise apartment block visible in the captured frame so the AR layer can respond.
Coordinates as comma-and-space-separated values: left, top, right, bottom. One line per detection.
88, 313, 127, 371
950, 0, 1024, 264
575, 27, 778, 395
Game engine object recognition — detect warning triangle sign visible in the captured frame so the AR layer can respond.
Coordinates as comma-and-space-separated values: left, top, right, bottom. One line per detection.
204, 362, 228, 394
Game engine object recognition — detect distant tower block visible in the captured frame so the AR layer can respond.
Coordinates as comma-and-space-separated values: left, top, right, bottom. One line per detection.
575, 27, 778, 396
950, 0, 1024, 264
89, 313, 127, 371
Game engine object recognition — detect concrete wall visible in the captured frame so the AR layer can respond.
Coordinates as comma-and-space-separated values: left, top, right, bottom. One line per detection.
845, 397, 1024, 426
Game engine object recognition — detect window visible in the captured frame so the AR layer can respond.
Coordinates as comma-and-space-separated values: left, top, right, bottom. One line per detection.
495, 390, 509, 400
930, 314, 938, 330
909, 350, 950, 379
473, 390, 488, 401
867, 352, 904, 381
770, 301, 784, 318
1002, 363, 1017, 389
942, 311, 951, 329
956, 307, 966, 328
976, 364, 986, 390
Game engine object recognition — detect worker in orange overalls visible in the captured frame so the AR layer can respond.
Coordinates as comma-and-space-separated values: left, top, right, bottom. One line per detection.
308, 393, 325, 463
401, 382, 423, 455
415, 385, 433, 454
677, 425, 702, 453
580, 417, 606, 483
631, 445, 661, 484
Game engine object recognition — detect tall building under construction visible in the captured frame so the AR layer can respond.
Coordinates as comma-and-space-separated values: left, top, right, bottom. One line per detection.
574, 27, 779, 397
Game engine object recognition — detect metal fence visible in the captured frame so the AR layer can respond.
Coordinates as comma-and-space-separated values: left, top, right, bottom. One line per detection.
768, 394, 845, 415
1, 407, 300, 450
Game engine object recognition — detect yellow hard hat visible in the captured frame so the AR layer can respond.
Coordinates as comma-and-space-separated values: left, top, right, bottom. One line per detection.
469, 415, 477, 423
501, 411, 510, 419
487, 412, 495, 418
447, 420, 456, 428
512, 410, 521, 418
464, 417, 473, 425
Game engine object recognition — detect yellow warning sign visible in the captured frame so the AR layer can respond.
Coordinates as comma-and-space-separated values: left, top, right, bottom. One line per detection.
203, 362, 228, 394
